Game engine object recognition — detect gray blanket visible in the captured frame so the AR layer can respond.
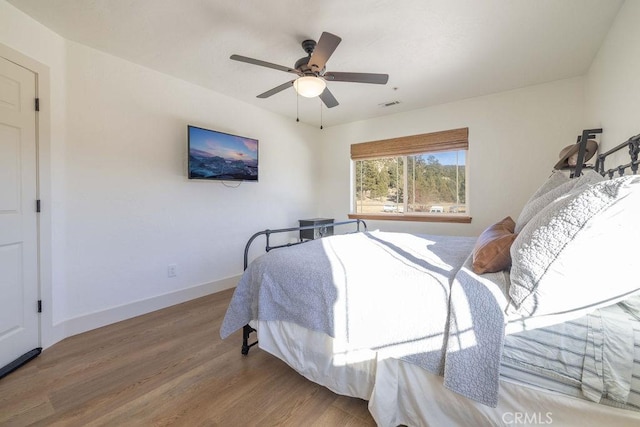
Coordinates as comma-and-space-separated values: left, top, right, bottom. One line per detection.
444, 254, 511, 406
220, 231, 507, 406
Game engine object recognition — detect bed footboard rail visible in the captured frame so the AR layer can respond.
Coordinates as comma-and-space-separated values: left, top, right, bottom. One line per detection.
240, 218, 367, 355
242, 219, 367, 270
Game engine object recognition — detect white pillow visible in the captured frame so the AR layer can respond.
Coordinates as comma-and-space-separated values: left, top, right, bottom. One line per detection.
527, 170, 569, 202
515, 170, 604, 233
619, 293, 640, 320
516, 171, 569, 233
510, 175, 640, 316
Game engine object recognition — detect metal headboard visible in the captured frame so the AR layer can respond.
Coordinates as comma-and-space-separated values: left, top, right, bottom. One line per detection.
573, 128, 602, 178
595, 133, 640, 178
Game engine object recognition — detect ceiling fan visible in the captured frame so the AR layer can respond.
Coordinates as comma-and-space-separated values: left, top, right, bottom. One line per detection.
230, 32, 389, 108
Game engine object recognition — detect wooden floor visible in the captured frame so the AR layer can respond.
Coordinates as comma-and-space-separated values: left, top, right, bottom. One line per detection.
0, 289, 376, 426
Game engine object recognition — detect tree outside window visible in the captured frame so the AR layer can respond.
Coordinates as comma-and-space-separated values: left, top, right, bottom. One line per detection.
349, 128, 470, 223
354, 151, 466, 215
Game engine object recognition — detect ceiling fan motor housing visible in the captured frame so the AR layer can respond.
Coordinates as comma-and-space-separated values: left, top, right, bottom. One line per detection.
301, 39, 316, 55
294, 56, 310, 73
295, 39, 325, 75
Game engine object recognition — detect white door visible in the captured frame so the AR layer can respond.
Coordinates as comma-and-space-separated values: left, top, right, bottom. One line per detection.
0, 56, 39, 370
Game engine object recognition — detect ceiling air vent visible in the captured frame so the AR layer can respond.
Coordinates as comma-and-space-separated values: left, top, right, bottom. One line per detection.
379, 100, 400, 107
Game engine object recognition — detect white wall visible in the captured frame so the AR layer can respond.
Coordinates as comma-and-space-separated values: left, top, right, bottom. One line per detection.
318, 77, 586, 236
1, 0, 322, 346
61, 42, 320, 331
585, 0, 640, 164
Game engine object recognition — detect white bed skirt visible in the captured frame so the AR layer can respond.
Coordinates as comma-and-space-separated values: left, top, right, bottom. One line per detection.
257, 319, 376, 400
370, 358, 640, 427
256, 320, 640, 426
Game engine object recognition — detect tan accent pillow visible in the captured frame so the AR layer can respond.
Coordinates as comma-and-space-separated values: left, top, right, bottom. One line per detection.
472, 216, 517, 274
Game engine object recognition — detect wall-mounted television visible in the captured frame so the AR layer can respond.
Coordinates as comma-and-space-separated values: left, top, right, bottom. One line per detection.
188, 125, 259, 181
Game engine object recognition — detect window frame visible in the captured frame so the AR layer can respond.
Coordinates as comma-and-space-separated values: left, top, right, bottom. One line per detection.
348, 128, 472, 223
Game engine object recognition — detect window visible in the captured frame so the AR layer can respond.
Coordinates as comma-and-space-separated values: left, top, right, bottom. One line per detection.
349, 128, 471, 223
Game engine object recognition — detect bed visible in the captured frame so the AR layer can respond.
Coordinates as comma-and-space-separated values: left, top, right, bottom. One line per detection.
220, 130, 640, 426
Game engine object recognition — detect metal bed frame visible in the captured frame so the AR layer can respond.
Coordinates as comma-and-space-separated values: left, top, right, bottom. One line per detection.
240, 219, 368, 355
595, 132, 640, 178
572, 128, 602, 178
572, 128, 640, 178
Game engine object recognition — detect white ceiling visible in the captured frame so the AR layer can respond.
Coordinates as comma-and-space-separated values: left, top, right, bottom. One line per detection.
8, 0, 624, 128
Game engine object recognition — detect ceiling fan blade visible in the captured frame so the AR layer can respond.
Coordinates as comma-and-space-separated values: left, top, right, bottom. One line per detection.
319, 87, 339, 108
308, 32, 342, 73
323, 72, 389, 84
257, 80, 295, 98
230, 54, 299, 75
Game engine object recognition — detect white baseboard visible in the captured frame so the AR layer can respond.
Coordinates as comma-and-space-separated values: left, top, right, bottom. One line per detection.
48, 275, 239, 348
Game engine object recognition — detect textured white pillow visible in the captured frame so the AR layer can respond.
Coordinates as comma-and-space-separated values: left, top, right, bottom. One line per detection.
528, 170, 569, 202
510, 175, 640, 316
515, 170, 604, 233
515, 171, 568, 233
619, 293, 640, 320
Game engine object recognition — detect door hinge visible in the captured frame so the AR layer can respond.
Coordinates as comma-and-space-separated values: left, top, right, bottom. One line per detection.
35, 98, 40, 112
36, 200, 41, 213
37, 300, 42, 313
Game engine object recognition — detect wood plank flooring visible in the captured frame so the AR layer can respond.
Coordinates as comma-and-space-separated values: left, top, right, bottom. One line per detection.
0, 289, 376, 426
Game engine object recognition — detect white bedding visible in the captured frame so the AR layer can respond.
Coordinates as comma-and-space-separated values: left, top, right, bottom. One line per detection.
223, 230, 640, 424
371, 359, 640, 427
502, 304, 640, 410
220, 173, 640, 424
222, 232, 511, 405
256, 318, 640, 426
257, 320, 375, 400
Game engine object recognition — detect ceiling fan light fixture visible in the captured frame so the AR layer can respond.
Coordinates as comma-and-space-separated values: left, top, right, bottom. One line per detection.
293, 76, 326, 98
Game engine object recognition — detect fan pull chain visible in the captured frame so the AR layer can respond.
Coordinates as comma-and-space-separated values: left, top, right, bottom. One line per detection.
320, 99, 323, 130
296, 90, 299, 122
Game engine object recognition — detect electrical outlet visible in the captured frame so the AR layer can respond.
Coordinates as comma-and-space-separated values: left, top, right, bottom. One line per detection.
168, 264, 177, 278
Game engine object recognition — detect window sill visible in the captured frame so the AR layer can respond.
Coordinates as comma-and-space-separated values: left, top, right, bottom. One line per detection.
348, 213, 472, 223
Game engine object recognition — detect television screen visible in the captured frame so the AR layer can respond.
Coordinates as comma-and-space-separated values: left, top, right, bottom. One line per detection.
187, 125, 258, 181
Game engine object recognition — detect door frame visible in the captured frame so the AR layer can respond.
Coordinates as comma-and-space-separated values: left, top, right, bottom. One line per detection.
0, 42, 53, 349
